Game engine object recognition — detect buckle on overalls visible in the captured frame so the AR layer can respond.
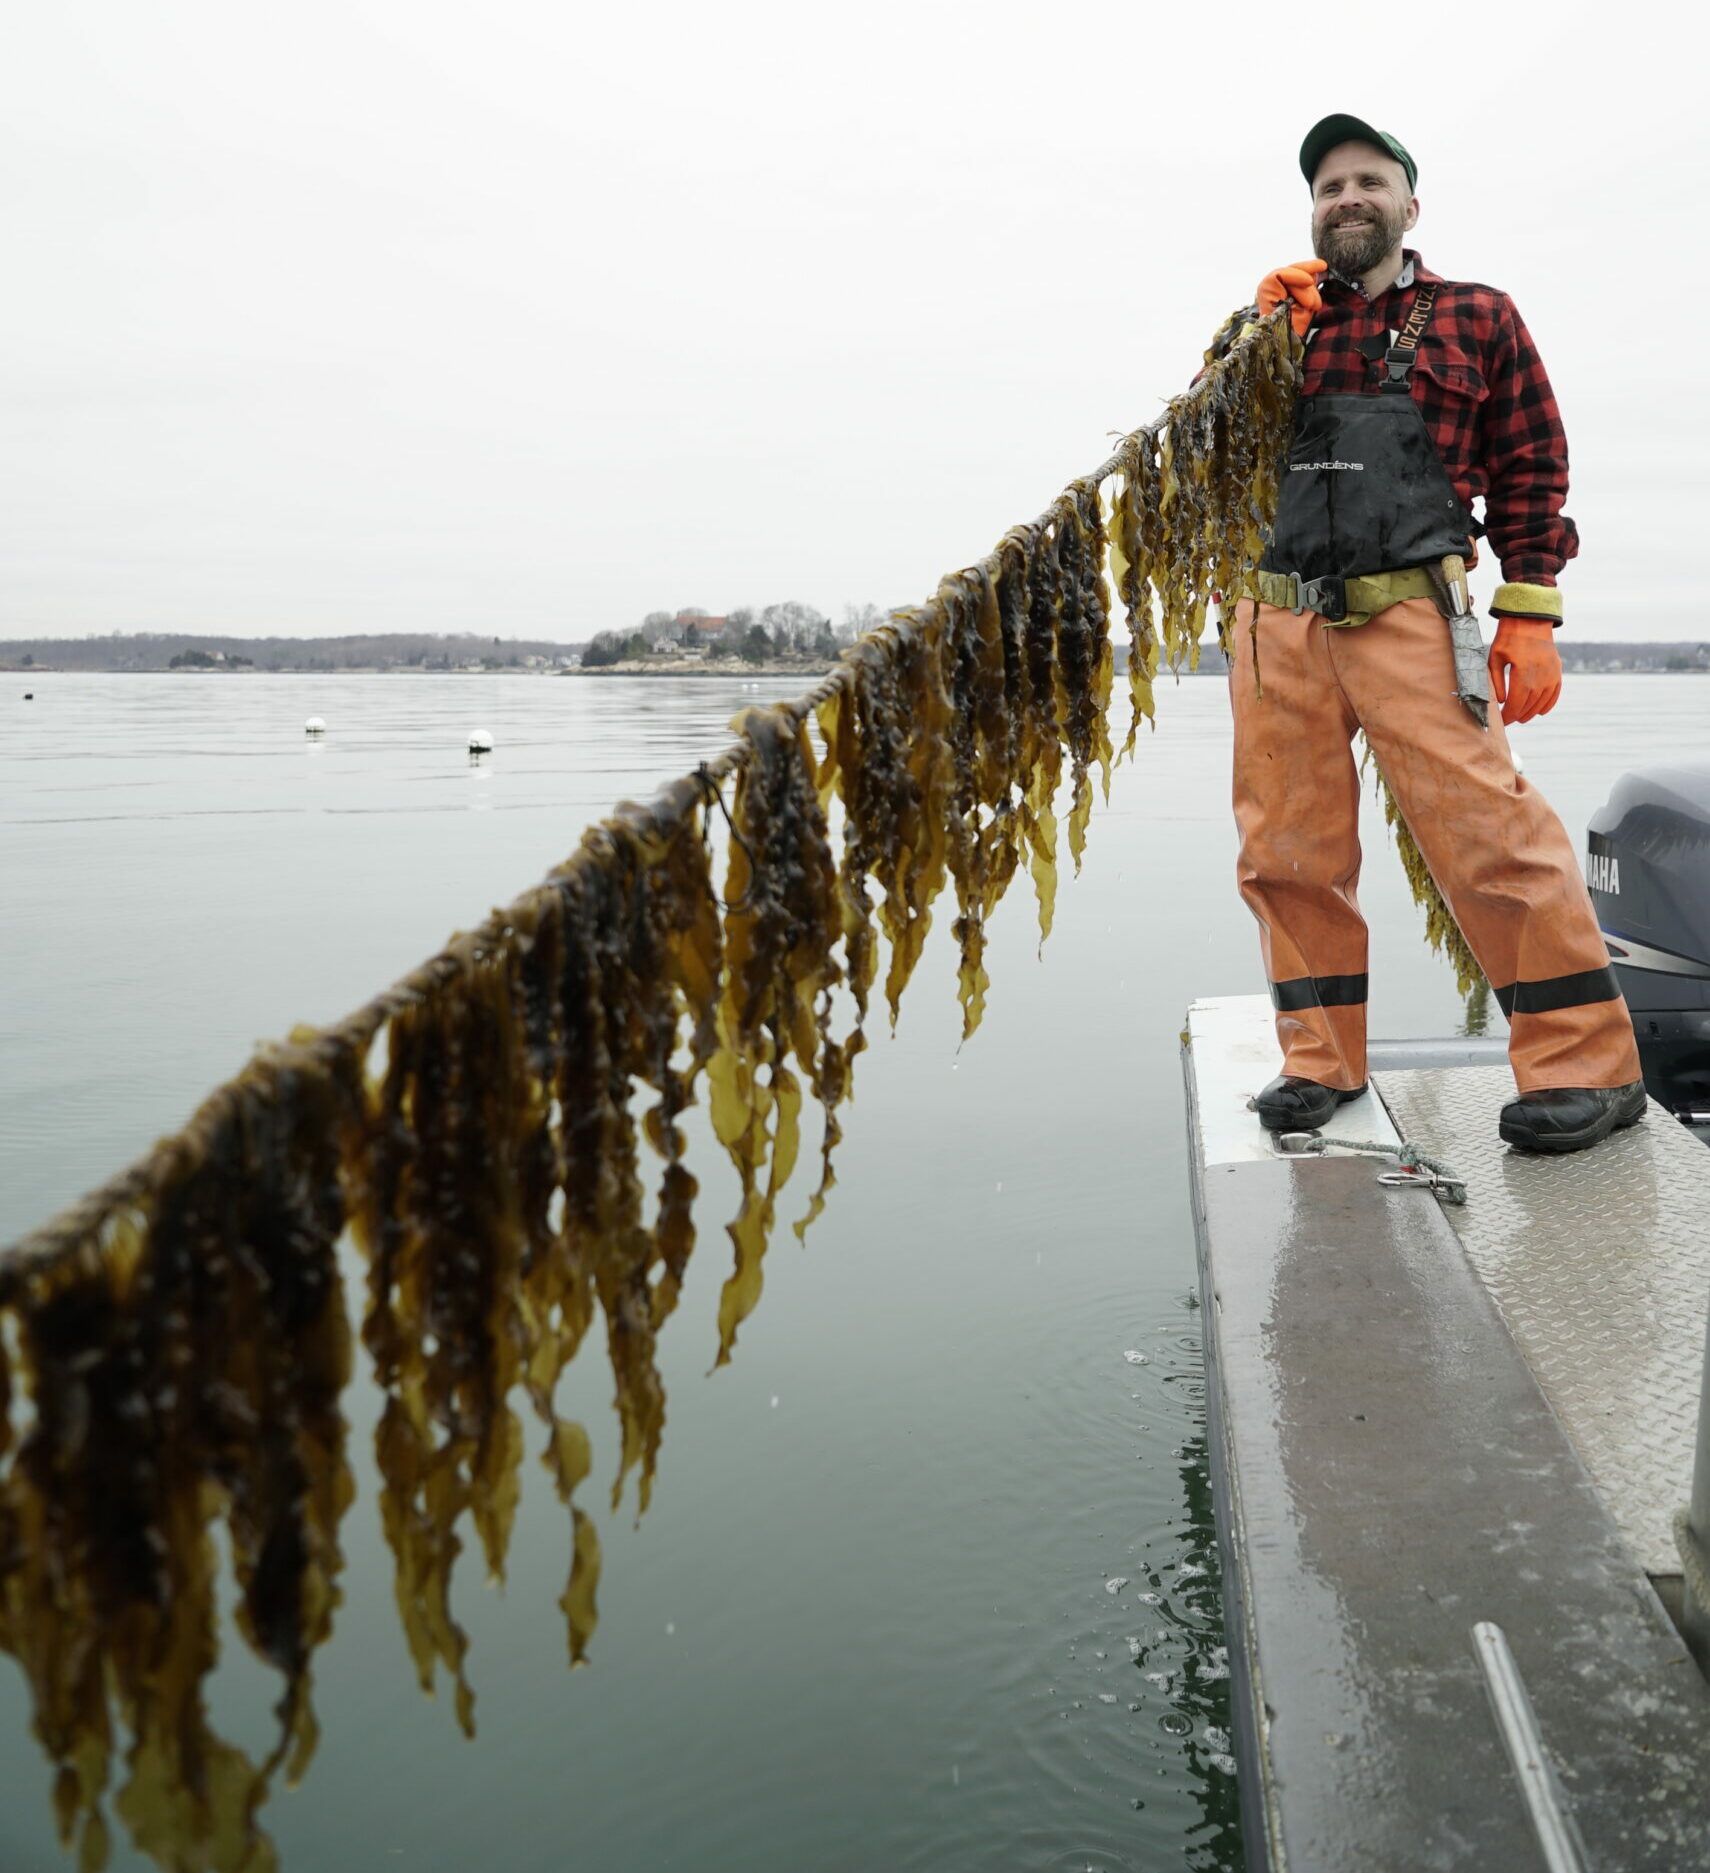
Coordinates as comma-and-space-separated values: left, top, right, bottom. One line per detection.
1297, 575, 1347, 622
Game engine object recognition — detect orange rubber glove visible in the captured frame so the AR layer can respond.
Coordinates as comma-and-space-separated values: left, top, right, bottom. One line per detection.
1488, 618, 1562, 726
1255, 259, 1328, 338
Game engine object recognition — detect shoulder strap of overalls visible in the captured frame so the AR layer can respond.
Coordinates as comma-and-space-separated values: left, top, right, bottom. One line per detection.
1378, 280, 1440, 392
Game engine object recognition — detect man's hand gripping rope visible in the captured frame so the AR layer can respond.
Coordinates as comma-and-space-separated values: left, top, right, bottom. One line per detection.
1255, 258, 1328, 339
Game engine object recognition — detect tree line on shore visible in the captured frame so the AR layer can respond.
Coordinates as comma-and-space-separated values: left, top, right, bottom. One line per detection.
581, 603, 888, 668
1, 631, 585, 673
11, 623, 1700, 679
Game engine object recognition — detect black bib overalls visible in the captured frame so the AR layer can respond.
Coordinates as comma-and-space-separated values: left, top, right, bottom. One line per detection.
1260, 283, 1476, 621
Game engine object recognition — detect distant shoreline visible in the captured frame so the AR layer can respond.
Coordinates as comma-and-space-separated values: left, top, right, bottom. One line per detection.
3, 662, 845, 679
6, 653, 1706, 679
8, 665, 1707, 679
565, 661, 839, 678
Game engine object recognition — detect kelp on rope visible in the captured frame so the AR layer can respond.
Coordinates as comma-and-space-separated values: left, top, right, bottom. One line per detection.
0, 307, 1482, 1873
1105, 308, 1299, 744
1374, 763, 1487, 998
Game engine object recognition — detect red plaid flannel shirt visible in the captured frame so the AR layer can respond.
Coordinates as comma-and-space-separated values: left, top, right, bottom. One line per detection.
1209, 251, 1578, 590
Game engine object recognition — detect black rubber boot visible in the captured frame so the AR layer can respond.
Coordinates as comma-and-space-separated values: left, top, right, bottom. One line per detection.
1498, 1080, 1647, 1155
1254, 1076, 1368, 1133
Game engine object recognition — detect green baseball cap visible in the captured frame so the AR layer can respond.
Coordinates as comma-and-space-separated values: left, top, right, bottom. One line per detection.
1299, 114, 1417, 193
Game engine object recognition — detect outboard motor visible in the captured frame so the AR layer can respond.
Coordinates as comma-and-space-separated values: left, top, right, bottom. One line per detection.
1588, 761, 1710, 1128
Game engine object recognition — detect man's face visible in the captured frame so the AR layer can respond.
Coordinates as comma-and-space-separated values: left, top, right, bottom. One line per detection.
1310, 140, 1418, 276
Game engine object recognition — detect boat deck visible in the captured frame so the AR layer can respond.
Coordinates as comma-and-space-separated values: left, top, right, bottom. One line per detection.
1383, 1061, 1710, 1580
1184, 994, 1710, 1872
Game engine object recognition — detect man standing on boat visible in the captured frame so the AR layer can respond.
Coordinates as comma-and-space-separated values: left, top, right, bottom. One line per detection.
1222, 113, 1644, 1154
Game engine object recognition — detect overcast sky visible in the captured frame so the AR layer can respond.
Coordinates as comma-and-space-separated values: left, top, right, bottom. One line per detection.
5, 3, 1705, 644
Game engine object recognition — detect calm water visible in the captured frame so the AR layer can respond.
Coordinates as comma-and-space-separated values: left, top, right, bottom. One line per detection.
2, 670, 1705, 1872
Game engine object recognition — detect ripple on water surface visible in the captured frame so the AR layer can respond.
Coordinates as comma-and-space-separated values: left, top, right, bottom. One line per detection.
880, 1296, 1241, 1873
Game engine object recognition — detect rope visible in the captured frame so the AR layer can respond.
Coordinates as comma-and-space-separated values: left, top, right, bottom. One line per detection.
1259, 1118, 1469, 1205
4, 311, 1296, 1279
1335, 1136, 1467, 1204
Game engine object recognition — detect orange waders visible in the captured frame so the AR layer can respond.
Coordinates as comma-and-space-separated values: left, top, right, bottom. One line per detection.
1228, 593, 1640, 1094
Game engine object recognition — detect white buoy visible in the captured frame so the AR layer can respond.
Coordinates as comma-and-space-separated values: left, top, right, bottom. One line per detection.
468, 729, 493, 755
305, 716, 326, 737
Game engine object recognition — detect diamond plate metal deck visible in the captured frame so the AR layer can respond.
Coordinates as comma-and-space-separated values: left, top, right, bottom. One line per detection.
1376, 1065, 1710, 1577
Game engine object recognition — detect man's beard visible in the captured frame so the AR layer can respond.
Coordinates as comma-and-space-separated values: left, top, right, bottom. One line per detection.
1314, 205, 1404, 277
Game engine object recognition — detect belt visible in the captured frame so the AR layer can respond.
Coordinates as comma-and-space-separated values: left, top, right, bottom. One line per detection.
1247, 566, 1441, 628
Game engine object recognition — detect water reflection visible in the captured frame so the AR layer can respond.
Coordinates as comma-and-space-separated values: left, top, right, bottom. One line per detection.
1172, 1430, 1244, 1867
1139, 1304, 1243, 1872
1460, 977, 1492, 1037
